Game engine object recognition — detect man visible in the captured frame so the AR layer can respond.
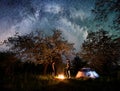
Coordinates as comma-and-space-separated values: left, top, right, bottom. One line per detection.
52, 61, 57, 76
66, 59, 71, 78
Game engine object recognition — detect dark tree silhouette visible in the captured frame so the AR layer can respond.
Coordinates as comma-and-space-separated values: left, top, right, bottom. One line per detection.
80, 29, 120, 76
92, 0, 120, 31
0, 51, 18, 76
4, 30, 74, 74
72, 54, 86, 76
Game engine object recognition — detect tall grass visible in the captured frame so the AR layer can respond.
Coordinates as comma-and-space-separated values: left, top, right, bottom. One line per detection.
1, 73, 120, 91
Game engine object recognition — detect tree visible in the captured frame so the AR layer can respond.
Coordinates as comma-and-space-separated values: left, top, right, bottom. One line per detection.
72, 54, 86, 76
92, 0, 120, 32
4, 30, 74, 74
80, 29, 120, 76
0, 51, 18, 76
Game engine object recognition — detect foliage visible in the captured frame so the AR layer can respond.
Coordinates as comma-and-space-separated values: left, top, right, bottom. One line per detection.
4, 30, 74, 74
92, 0, 120, 31
0, 51, 18, 76
80, 29, 120, 75
5, 30, 74, 64
72, 55, 87, 76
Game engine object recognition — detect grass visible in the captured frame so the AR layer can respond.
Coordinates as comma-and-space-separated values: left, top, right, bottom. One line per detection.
1, 74, 120, 91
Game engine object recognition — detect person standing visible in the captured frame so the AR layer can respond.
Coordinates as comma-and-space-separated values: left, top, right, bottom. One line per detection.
66, 59, 71, 78
52, 61, 57, 76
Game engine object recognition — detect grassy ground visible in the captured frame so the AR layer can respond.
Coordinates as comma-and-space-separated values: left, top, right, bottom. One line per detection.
1, 74, 120, 91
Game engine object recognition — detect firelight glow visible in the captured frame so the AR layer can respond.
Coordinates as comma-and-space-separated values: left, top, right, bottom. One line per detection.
55, 74, 65, 80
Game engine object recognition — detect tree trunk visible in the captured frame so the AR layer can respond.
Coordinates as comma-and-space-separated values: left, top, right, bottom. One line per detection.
43, 63, 48, 75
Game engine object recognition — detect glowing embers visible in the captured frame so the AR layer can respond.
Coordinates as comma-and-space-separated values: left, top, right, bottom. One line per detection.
55, 74, 65, 80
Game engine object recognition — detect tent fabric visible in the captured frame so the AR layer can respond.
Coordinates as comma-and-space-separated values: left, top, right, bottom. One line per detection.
76, 71, 85, 78
75, 68, 99, 78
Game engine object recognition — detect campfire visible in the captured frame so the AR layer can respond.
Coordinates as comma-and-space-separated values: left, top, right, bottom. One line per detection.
55, 74, 65, 80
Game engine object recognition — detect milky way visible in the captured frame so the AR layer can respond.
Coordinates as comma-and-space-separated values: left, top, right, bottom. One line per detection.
0, 0, 95, 50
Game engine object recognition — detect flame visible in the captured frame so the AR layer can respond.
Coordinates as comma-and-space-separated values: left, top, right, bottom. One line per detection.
55, 74, 65, 80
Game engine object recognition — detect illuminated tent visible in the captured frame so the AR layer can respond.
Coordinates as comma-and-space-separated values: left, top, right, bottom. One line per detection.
76, 68, 99, 79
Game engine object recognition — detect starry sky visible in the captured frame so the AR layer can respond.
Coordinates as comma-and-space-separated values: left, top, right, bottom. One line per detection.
0, 0, 96, 50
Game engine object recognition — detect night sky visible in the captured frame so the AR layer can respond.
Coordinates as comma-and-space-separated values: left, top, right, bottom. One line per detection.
0, 0, 114, 50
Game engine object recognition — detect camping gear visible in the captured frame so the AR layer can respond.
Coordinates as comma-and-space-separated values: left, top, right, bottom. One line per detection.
76, 68, 99, 78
